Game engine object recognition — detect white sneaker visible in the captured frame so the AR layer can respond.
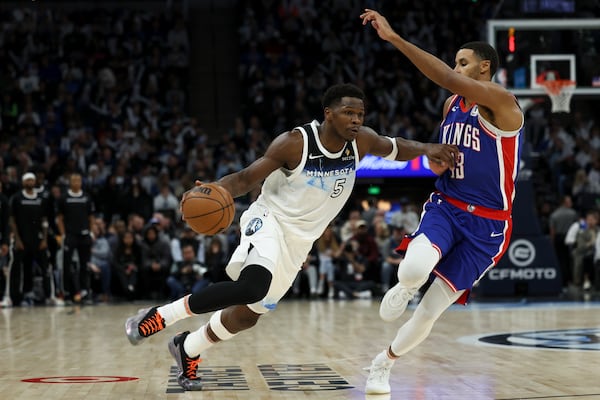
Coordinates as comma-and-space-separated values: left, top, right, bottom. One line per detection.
583, 280, 592, 291
364, 355, 393, 394
317, 280, 324, 295
0, 296, 12, 308
379, 284, 417, 322
47, 296, 65, 306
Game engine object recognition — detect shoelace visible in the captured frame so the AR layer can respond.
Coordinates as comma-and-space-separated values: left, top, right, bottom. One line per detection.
368, 364, 391, 381
365, 362, 391, 383
184, 356, 202, 379
138, 311, 165, 337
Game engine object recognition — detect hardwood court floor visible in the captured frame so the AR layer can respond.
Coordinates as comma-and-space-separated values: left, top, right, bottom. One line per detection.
2, 297, 600, 400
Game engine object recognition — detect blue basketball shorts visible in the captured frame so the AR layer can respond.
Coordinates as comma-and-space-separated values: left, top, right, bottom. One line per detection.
403, 192, 512, 295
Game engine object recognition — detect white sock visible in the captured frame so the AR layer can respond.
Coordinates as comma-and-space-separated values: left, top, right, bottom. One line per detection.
390, 279, 462, 356
157, 295, 193, 326
374, 350, 395, 365
183, 310, 238, 357
184, 325, 215, 357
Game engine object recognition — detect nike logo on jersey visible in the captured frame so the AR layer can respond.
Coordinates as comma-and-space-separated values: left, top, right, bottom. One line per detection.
308, 153, 324, 159
451, 106, 458, 112
490, 232, 503, 238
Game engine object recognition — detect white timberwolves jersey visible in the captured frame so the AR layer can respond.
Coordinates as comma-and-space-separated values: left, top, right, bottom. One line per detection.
256, 120, 359, 241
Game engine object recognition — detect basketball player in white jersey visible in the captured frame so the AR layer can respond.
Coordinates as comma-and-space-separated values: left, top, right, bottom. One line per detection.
125, 83, 458, 391
360, 9, 524, 395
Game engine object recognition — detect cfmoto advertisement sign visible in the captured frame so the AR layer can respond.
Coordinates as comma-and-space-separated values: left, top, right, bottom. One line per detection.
477, 236, 562, 296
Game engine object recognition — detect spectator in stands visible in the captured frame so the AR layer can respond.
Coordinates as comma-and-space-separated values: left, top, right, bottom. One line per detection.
333, 240, 377, 300
122, 177, 154, 222
373, 217, 391, 258
153, 183, 179, 222
204, 236, 229, 283
139, 224, 172, 300
113, 230, 142, 301
127, 213, 146, 241
315, 224, 343, 298
340, 209, 362, 242
171, 225, 205, 265
361, 197, 378, 226
89, 219, 112, 303
349, 220, 381, 283
380, 225, 407, 293
390, 199, 420, 234
568, 210, 598, 291
167, 243, 209, 301
108, 219, 127, 255
549, 195, 579, 289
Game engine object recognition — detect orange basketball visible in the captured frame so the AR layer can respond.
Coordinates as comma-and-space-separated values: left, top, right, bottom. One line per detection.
181, 183, 235, 235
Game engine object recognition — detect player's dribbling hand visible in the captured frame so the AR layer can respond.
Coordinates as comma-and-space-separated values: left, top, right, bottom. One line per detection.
180, 180, 204, 220
360, 9, 396, 42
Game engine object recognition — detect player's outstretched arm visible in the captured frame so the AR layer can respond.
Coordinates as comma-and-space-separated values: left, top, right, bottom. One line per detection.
360, 9, 519, 125
360, 9, 456, 91
360, 126, 458, 169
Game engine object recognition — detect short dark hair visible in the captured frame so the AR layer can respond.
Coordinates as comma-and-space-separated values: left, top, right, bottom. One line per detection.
321, 83, 365, 108
460, 41, 499, 77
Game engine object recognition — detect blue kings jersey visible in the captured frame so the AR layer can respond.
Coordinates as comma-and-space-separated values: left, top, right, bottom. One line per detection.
435, 95, 523, 211
256, 120, 359, 241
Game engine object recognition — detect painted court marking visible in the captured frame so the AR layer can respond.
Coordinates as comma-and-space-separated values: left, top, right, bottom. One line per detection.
166, 363, 353, 392
22, 376, 138, 384
259, 363, 353, 391
166, 366, 249, 393
458, 327, 600, 351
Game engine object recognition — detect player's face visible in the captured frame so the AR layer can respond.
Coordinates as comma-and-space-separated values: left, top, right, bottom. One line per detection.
70, 175, 82, 191
326, 97, 365, 141
22, 178, 35, 190
453, 49, 483, 80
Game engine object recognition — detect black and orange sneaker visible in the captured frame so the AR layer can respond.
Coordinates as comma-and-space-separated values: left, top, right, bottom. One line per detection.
168, 331, 203, 391
125, 307, 165, 345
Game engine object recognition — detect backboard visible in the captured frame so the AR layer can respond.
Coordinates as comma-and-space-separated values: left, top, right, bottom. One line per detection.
487, 19, 600, 97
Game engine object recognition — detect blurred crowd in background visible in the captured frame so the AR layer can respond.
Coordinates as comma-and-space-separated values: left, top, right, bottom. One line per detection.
1, 1, 600, 306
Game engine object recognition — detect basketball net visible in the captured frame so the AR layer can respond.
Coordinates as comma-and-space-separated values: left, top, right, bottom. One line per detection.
540, 79, 576, 113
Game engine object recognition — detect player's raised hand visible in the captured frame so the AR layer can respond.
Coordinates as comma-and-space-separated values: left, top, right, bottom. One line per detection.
360, 9, 397, 42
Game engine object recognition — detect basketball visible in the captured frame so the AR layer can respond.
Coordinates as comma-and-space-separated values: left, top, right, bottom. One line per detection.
181, 183, 235, 235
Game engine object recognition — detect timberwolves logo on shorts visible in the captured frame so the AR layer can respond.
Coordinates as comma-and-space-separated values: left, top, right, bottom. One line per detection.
245, 218, 263, 236
459, 328, 600, 351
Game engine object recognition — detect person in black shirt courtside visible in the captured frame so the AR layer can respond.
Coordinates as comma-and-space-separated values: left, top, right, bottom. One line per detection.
57, 172, 96, 304
8, 173, 50, 306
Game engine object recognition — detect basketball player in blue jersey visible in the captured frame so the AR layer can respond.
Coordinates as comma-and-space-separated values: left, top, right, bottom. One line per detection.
125, 83, 458, 391
360, 9, 525, 395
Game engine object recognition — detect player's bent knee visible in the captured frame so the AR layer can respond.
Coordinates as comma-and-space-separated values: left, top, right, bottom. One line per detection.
397, 234, 440, 287
238, 265, 272, 303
